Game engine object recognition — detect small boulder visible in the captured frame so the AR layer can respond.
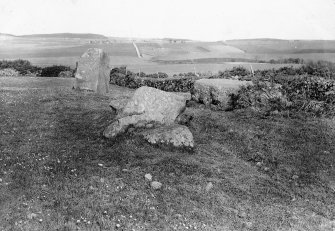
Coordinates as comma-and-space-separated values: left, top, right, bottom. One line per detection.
145, 173, 153, 181
139, 124, 194, 149
151, 181, 162, 190
74, 48, 110, 94
104, 86, 187, 138
191, 79, 252, 110
205, 182, 213, 192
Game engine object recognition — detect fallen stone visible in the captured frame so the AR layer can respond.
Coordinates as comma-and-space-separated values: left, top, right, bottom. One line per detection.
139, 124, 194, 149
104, 86, 187, 138
74, 48, 110, 94
191, 79, 252, 110
27, 213, 37, 220
151, 181, 162, 190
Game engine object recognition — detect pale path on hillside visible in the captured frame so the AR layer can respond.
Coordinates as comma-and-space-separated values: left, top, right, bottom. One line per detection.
132, 41, 142, 58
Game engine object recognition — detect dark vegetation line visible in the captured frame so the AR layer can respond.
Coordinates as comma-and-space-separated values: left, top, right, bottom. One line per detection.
155, 57, 306, 64
0, 59, 75, 77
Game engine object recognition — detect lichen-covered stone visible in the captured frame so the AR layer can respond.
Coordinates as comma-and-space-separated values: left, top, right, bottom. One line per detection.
104, 86, 187, 138
191, 79, 252, 110
139, 124, 194, 149
74, 48, 110, 94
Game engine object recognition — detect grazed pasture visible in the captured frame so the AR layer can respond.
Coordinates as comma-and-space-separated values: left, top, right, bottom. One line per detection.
0, 77, 334, 230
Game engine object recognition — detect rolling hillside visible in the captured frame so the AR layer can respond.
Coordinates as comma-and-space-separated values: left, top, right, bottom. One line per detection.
18, 33, 108, 39
226, 38, 335, 54
1, 33, 335, 73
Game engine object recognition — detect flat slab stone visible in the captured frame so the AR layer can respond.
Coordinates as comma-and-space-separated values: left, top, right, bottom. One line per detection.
139, 124, 194, 149
74, 48, 110, 94
191, 79, 252, 110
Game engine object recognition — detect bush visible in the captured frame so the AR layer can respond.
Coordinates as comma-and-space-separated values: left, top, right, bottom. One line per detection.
0, 59, 41, 76
113, 74, 194, 92
40, 65, 72, 77
0, 68, 20, 77
145, 72, 168, 78
231, 76, 335, 117
208, 66, 251, 80
58, 70, 74, 78
230, 81, 291, 113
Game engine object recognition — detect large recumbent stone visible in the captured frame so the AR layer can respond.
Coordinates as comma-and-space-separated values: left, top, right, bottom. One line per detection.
191, 79, 252, 110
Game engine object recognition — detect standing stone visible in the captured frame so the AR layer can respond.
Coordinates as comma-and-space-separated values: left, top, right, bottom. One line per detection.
74, 48, 110, 94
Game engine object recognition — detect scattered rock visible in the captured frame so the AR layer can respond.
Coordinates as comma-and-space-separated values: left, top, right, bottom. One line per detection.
104, 86, 187, 138
74, 48, 110, 94
292, 175, 299, 180
243, 221, 253, 228
205, 182, 213, 192
173, 214, 182, 219
145, 173, 153, 181
27, 213, 37, 220
139, 124, 194, 149
191, 79, 252, 110
238, 210, 247, 218
151, 181, 162, 190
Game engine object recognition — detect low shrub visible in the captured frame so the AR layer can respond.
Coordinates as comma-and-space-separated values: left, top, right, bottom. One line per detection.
40, 65, 72, 77
0, 59, 41, 76
0, 68, 20, 77
231, 76, 335, 117
145, 72, 168, 78
113, 74, 194, 92
58, 70, 74, 78
230, 81, 291, 113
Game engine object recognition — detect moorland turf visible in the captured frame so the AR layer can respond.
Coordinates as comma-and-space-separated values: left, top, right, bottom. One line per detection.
0, 77, 334, 230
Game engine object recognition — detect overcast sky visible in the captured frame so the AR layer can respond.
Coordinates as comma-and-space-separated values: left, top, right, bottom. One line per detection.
0, 0, 335, 41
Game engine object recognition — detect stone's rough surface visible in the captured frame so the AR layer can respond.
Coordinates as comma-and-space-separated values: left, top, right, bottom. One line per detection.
139, 124, 194, 149
74, 48, 110, 94
109, 97, 129, 113
104, 86, 187, 138
191, 79, 252, 110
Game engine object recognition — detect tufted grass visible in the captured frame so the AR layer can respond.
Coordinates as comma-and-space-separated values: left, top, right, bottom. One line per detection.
0, 77, 334, 230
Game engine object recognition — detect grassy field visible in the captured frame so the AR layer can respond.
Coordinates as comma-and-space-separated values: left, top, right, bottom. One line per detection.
2, 36, 333, 75
0, 77, 335, 230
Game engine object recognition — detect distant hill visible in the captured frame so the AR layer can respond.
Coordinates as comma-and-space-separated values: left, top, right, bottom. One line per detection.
226, 38, 335, 54
0, 33, 16, 37
18, 33, 108, 39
